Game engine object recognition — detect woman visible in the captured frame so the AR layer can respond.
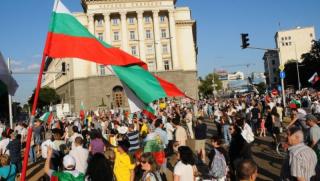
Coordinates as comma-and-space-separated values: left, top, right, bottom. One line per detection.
140, 153, 162, 181
271, 107, 281, 145
174, 146, 197, 181
86, 153, 113, 181
0, 155, 16, 181
88, 129, 105, 155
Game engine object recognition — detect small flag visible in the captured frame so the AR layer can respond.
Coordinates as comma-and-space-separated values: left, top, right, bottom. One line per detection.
39, 112, 53, 125
79, 101, 85, 121
308, 72, 319, 85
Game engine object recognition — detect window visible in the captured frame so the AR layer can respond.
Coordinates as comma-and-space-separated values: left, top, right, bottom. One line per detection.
286, 42, 288, 46
282, 42, 285, 46
130, 31, 135, 40
131, 46, 137, 55
148, 61, 155, 71
147, 45, 153, 54
98, 33, 103, 41
97, 19, 103, 26
281, 37, 284, 41
129, 17, 134, 24
288, 42, 292, 46
162, 44, 168, 54
161, 29, 167, 38
113, 31, 119, 41
112, 86, 124, 107
273, 68, 276, 73
100, 65, 106, 75
145, 16, 151, 23
272, 60, 275, 65
160, 15, 165, 23
164, 60, 170, 70
310, 33, 313, 37
285, 37, 287, 40
112, 18, 119, 25
288, 36, 291, 40
146, 30, 151, 39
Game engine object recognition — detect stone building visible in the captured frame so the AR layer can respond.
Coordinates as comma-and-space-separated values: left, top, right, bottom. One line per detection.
42, 0, 198, 113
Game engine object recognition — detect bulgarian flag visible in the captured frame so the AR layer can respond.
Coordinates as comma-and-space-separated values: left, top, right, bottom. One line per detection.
308, 72, 320, 85
44, 0, 147, 68
39, 112, 53, 125
0, 52, 18, 96
112, 65, 185, 104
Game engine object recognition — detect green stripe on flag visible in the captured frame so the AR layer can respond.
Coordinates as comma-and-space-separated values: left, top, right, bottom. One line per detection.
112, 65, 167, 104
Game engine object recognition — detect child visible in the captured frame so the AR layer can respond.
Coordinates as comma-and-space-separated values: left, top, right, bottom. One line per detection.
259, 118, 266, 137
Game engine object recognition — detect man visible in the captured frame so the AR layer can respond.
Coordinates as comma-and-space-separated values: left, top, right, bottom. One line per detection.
250, 103, 260, 134
127, 124, 140, 154
69, 137, 89, 174
45, 147, 85, 180
305, 114, 320, 148
185, 109, 194, 139
281, 126, 317, 181
194, 117, 207, 162
68, 126, 83, 150
172, 118, 187, 149
113, 140, 135, 181
236, 159, 258, 181
154, 119, 168, 149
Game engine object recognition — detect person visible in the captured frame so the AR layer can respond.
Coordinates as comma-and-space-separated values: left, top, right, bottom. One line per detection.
69, 126, 83, 150
154, 119, 168, 149
113, 140, 135, 181
250, 104, 260, 134
33, 119, 44, 155
127, 124, 140, 154
69, 137, 89, 174
185, 109, 194, 139
0, 154, 17, 181
280, 126, 317, 181
0, 131, 10, 155
6, 131, 21, 174
271, 107, 281, 145
305, 114, 320, 148
236, 159, 258, 181
194, 117, 207, 162
88, 129, 105, 155
44, 147, 85, 180
164, 118, 175, 156
259, 118, 266, 137
86, 153, 113, 181
140, 153, 162, 181
172, 118, 187, 149
208, 136, 228, 181
174, 146, 196, 181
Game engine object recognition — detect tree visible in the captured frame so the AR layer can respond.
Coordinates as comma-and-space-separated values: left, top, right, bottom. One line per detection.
28, 87, 61, 110
284, 39, 320, 90
198, 73, 222, 97
255, 82, 267, 94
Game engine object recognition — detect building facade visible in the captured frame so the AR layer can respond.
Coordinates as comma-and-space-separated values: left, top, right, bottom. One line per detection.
263, 50, 280, 88
275, 26, 316, 64
42, 0, 198, 113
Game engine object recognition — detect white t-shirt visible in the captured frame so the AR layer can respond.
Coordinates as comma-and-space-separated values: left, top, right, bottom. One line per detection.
164, 122, 174, 141
0, 138, 10, 155
69, 146, 89, 174
41, 139, 54, 158
69, 133, 83, 150
174, 161, 194, 181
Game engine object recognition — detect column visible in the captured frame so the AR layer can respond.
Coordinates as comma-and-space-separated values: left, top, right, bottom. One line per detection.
153, 10, 163, 71
120, 11, 128, 52
88, 13, 98, 75
137, 10, 146, 62
104, 13, 111, 44
169, 10, 180, 70
88, 13, 95, 34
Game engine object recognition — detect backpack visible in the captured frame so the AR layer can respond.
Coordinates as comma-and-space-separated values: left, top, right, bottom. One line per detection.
209, 149, 227, 179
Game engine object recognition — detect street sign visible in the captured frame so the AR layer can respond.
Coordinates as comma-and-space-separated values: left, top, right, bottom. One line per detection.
278, 85, 282, 91
279, 64, 285, 71
280, 71, 285, 79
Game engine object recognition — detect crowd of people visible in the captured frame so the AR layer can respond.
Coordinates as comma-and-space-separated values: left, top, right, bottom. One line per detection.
0, 89, 320, 181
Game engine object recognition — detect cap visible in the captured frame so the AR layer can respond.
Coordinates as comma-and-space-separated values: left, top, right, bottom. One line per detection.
305, 114, 317, 122
63, 155, 76, 169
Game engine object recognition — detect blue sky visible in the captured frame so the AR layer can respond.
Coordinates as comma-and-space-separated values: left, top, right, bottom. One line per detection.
0, 0, 319, 104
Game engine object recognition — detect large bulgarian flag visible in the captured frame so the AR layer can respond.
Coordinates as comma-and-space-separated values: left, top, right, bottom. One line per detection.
0, 52, 18, 96
44, 0, 147, 68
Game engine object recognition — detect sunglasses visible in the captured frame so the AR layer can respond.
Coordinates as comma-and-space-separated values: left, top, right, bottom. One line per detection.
140, 160, 147, 164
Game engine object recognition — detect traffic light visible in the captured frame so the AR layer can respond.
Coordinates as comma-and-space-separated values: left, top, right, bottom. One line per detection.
241, 33, 250, 49
61, 62, 66, 75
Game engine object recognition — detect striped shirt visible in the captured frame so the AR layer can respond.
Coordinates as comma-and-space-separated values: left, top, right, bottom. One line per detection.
127, 131, 140, 152
281, 143, 317, 180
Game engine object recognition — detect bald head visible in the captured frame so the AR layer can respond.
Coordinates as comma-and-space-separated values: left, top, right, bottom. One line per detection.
237, 159, 258, 180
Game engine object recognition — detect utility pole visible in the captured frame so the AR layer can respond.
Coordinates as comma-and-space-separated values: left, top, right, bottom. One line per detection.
7, 58, 13, 128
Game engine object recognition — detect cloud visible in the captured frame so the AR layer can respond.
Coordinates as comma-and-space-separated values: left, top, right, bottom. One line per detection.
27, 63, 40, 71
10, 60, 22, 66
11, 63, 40, 73
32, 54, 42, 59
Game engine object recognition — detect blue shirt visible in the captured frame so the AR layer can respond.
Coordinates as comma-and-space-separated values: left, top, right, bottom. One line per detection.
154, 127, 168, 148
0, 164, 16, 181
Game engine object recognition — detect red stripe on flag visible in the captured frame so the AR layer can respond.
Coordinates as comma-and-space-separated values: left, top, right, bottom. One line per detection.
142, 110, 157, 120
155, 76, 186, 97
47, 112, 53, 126
44, 32, 147, 69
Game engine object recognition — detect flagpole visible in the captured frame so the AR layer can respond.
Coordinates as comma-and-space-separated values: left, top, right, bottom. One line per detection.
20, 53, 47, 180
7, 58, 13, 129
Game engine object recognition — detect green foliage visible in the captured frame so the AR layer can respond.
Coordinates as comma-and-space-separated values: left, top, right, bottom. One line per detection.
28, 87, 61, 109
284, 39, 320, 89
255, 82, 267, 94
198, 73, 222, 97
